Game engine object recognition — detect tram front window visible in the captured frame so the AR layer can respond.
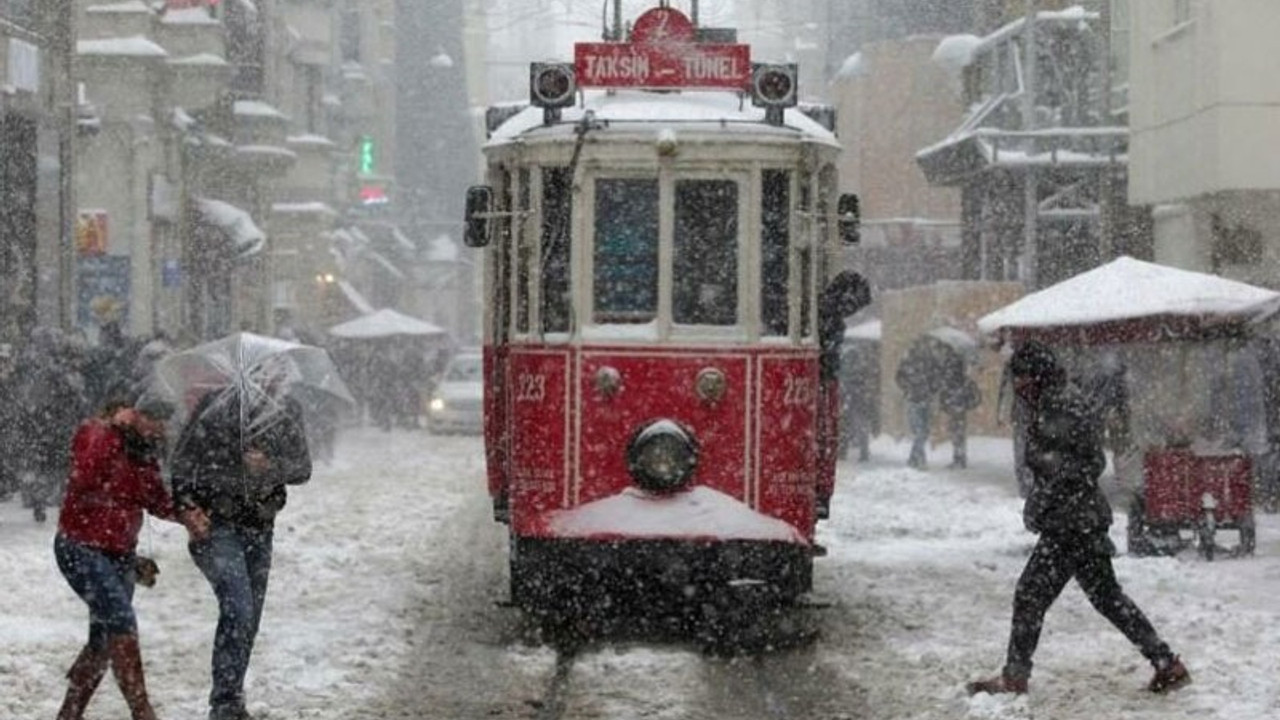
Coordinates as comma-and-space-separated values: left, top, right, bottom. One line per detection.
674, 180, 738, 326
594, 178, 659, 323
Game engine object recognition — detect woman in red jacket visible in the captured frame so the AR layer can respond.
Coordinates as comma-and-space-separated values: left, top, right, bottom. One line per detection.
54, 397, 208, 720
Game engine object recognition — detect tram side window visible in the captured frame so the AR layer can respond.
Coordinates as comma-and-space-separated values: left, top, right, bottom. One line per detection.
761, 170, 790, 336
673, 180, 739, 326
494, 169, 514, 342
541, 167, 573, 333
594, 178, 659, 323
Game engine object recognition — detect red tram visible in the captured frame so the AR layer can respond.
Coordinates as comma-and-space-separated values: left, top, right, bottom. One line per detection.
464, 4, 861, 610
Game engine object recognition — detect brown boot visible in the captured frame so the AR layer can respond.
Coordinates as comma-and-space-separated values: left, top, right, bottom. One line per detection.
1148, 656, 1191, 693
107, 633, 159, 720
966, 673, 1028, 696
57, 645, 110, 720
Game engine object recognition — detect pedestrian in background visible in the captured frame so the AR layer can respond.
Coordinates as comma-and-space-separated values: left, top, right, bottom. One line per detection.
940, 369, 981, 470
896, 337, 940, 469
967, 341, 1190, 696
54, 397, 209, 720
840, 343, 878, 462
0, 342, 20, 503
17, 327, 89, 522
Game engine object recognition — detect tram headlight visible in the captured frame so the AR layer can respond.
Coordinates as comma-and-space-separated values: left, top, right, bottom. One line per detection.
627, 420, 698, 494
529, 62, 577, 109
750, 63, 798, 109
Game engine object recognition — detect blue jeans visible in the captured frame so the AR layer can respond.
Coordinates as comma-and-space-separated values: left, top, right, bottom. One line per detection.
190, 523, 274, 715
907, 400, 932, 467
55, 534, 137, 650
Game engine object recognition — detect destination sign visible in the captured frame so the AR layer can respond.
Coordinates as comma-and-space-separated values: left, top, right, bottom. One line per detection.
575, 43, 750, 89
574, 6, 750, 90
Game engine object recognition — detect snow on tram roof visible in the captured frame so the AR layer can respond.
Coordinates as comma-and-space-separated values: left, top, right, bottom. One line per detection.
486, 89, 839, 148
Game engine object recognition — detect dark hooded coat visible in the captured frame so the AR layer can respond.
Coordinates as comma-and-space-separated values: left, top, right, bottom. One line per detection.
170, 388, 312, 529
1021, 377, 1112, 537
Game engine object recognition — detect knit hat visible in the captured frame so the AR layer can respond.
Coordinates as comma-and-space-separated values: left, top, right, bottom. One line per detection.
1009, 340, 1061, 382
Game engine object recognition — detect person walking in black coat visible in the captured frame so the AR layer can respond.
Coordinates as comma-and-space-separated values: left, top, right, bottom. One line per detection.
940, 370, 981, 469
896, 338, 940, 469
170, 366, 312, 720
967, 341, 1190, 696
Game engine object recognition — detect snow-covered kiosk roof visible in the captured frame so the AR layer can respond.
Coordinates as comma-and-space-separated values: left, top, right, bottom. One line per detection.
328, 308, 447, 340
978, 256, 1280, 345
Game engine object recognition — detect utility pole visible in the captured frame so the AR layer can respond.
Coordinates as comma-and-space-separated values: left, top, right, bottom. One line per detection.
1021, 0, 1039, 287
1097, 0, 1116, 261
56, 0, 76, 330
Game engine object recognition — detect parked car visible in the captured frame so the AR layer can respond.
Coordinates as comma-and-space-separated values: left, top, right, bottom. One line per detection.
427, 351, 483, 435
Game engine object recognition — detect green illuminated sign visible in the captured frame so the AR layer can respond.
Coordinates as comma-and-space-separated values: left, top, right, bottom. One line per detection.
359, 135, 376, 175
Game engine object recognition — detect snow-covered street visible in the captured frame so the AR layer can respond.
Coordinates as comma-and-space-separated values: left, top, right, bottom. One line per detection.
3, 429, 1279, 719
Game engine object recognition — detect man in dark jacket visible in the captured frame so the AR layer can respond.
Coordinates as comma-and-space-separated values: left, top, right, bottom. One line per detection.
171, 375, 312, 720
968, 341, 1190, 696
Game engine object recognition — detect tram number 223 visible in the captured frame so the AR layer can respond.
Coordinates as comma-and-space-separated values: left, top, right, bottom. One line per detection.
782, 375, 816, 407
516, 373, 547, 403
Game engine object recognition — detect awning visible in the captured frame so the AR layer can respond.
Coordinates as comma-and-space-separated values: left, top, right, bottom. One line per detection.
196, 198, 266, 258
329, 308, 447, 339
978, 256, 1280, 345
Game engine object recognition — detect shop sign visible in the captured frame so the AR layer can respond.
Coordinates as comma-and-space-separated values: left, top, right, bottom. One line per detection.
76, 210, 109, 256
78, 255, 131, 328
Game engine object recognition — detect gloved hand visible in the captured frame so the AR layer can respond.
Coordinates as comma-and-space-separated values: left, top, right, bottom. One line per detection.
135, 556, 159, 588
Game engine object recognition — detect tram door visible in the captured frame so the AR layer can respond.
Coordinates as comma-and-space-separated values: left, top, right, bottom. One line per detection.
486, 167, 516, 518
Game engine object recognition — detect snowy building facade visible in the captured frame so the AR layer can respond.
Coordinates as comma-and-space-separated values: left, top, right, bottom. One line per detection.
1125, 0, 1280, 289
829, 36, 965, 291
66, 0, 408, 343
0, 0, 76, 345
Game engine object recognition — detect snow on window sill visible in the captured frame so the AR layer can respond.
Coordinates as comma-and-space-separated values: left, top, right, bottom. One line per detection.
1151, 20, 1194, 47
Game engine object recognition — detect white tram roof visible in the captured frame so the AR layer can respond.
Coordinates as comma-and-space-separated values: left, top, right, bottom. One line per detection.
486, 89, 840, 149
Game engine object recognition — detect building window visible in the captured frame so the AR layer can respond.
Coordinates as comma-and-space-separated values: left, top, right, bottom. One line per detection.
1173, 0, 1191, 25
1, 0, 33, 23
340, 9, 362, 64
1110, 0, 1130, 113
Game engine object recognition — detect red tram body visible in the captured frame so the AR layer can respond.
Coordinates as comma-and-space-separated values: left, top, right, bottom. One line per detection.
465, 5, 859, 608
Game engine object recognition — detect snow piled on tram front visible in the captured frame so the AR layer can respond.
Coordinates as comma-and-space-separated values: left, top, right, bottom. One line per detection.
486, 89, 840, 147
546, 485, 807, 543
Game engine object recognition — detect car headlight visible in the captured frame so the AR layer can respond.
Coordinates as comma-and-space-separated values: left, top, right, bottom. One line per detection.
429, 397, 446, 412
626, 419, 698, 494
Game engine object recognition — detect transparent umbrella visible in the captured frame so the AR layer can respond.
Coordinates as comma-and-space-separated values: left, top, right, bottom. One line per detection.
149, 332, 354, 455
